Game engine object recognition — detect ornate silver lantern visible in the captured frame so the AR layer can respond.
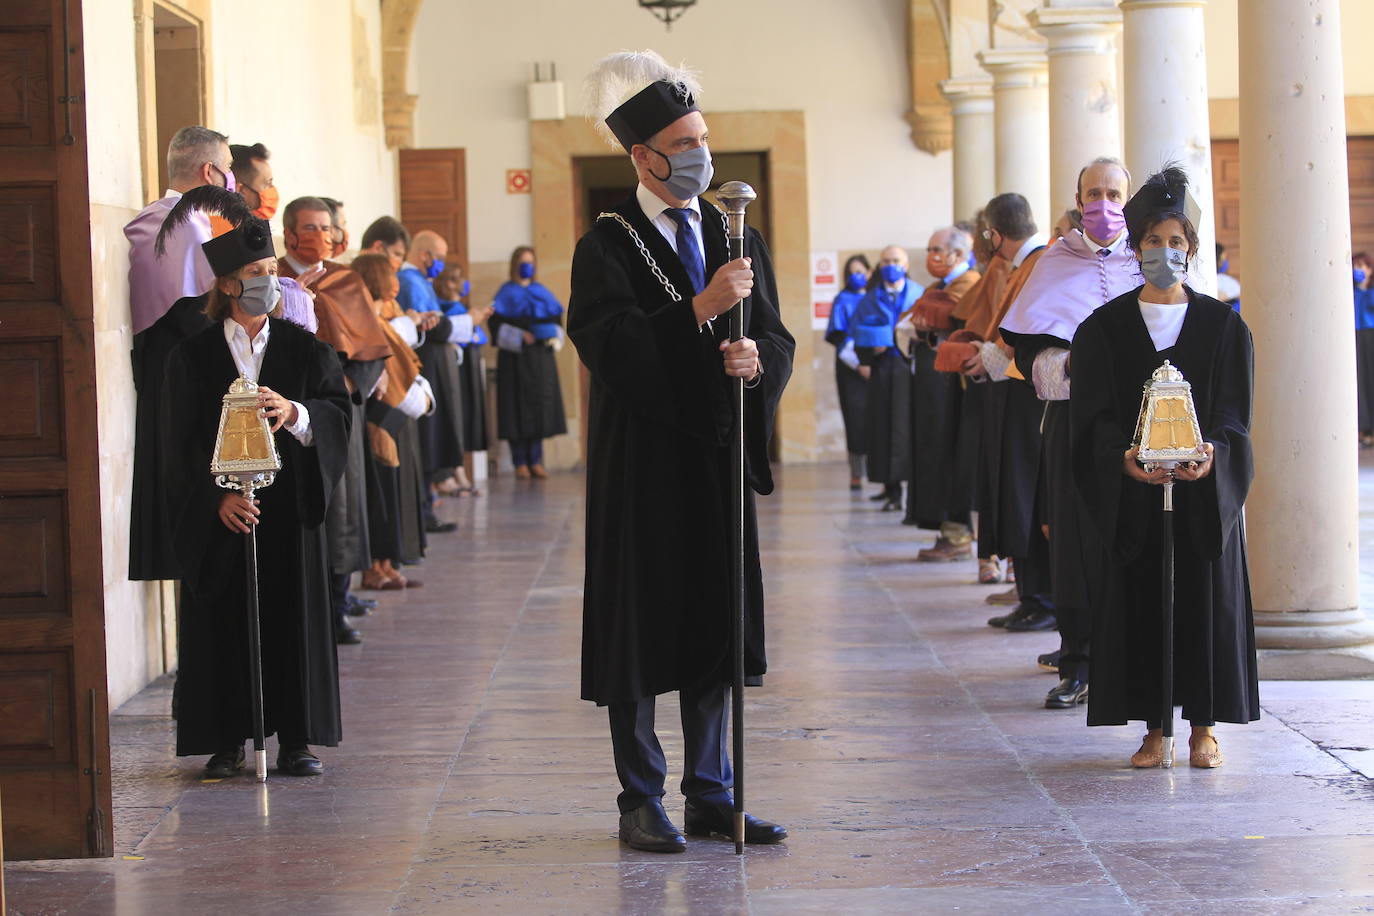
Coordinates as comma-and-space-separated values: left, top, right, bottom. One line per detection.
1131, 361, 1208, 478
210, 375, 279, 783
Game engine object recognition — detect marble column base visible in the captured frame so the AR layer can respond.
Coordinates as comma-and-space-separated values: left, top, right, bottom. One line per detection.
1255, 608, 1374, 678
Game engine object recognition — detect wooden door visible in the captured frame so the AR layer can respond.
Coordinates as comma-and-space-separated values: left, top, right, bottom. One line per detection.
0, 0, 113, 860
398, 149, 469, 273
1212, 136, 1374, 278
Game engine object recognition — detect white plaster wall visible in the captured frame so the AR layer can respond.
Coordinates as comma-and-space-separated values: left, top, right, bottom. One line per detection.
1205, 0, 1374, 100
411, 0, 953, 264
85, 0, 396, 708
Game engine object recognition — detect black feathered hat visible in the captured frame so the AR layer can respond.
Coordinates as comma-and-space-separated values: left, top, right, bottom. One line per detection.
154, 185, 254, 259
201, 218, 275, 277
605, 80, 699, 152
1124, 165, 1195, 247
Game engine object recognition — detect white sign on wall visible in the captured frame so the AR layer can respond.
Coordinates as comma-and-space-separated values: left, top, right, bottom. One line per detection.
811, 250, 839, 331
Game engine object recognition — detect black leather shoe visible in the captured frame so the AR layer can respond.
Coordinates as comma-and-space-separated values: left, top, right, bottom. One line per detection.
343, 596, 372, 617
683, 797, 788, 844
1005, 607, 1058, 632
204, 745, 244, 778
425, 519, 458, 534
988, 602, 1034, 628
869, 488, 893, 502
1045, 678, 1089, 708
618, 798, 686, 853
1037, 649, 1061, 673
335, 622, 363, 645
277, 744, 324, 776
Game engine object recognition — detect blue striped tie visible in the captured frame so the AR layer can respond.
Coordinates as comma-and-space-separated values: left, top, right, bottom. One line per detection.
665, 208, 706, 295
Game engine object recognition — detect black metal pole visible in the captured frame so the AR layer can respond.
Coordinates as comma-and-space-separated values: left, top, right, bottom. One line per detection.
243, 484, 268, 782
728, 230, 747, 855
1160, 478, 1175, 768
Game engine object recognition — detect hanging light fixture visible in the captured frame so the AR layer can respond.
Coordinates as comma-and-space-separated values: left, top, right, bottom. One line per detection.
639, 0, 696, 29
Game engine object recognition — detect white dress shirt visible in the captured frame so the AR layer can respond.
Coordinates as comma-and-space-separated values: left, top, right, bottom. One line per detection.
637, 183, 705, 260
222, 319, 313, 445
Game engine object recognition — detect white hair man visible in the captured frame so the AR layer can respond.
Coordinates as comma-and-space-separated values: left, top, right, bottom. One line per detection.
895, 225, 982, 560
568, 50, 794, 853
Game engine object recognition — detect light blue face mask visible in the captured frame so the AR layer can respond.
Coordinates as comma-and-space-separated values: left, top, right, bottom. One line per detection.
647, 144, 714, 200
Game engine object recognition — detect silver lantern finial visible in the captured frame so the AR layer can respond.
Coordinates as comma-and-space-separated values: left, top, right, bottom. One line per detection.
211, 376, 281, 494
1131, 361, 1208, 472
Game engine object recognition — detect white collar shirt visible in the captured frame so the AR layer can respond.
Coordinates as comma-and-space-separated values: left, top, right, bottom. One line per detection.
636, 183, 705, 262
1012, 234, 1049, 269
221, 318, 314, 445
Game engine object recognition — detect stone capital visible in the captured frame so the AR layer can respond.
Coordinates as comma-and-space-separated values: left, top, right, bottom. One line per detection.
976, 48, 1049, 89
939, 75, 995, 115
1028, 6, 1123, 55
1120, 0, 1207, 11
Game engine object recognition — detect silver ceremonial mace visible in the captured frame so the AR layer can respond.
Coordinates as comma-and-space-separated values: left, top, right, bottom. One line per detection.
716, 180, 756, 854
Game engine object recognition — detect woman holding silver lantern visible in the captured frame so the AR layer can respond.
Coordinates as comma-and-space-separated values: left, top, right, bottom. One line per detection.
1070, 166, 1259, 770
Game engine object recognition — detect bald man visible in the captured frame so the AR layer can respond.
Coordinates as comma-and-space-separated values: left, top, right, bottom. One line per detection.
396, 229, 472, 527
848, 245, 923, 510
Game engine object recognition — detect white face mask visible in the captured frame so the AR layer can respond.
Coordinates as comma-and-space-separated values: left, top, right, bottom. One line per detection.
647, 144, 714, 200
237, 273, 282, 316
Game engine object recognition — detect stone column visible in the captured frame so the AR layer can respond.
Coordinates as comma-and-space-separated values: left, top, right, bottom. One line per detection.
1028, 3, 1122, 217
939, 75, 996, 223
1239, 0, 1374, 676
1120, 0, 1216, 294
977, 49, 1051, 227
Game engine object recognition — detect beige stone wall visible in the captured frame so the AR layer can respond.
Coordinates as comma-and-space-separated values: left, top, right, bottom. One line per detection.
86, 0, 397, 707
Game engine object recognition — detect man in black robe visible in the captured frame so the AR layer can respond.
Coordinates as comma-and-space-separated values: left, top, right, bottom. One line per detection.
162, 219, 351, 777
570, 51, 794, 853
959, 194, 1053, 633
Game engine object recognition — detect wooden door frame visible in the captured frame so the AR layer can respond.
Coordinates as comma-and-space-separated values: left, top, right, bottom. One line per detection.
531, 110, 818, 467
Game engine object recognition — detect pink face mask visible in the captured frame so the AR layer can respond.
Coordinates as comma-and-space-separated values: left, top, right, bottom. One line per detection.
1080, 199, 1125, 243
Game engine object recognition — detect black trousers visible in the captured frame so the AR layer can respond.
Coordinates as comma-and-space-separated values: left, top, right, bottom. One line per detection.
1013, 522, 1054, 612
607, 679, 733, 814
1056, 607, 1091, 681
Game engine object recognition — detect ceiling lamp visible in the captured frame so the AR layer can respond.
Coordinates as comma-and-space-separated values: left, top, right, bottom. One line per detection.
639, 0, 696, 30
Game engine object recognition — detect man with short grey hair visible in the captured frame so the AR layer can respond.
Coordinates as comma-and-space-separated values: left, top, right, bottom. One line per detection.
126, 125, 232, 582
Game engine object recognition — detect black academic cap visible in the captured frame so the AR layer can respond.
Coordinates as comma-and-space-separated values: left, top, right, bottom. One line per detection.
604, 80, 699, 152
201, 217, 275, 277
1124, 165, 1191, 246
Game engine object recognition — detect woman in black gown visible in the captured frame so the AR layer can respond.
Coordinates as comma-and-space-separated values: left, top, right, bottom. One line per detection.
1071, 167, 1258, 770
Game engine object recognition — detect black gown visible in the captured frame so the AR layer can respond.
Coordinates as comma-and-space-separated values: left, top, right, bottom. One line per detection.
489, 313, 569, 444
163, 315, 351, 754
905, 323, 968, 529
1071, 289, 1259, 727
977, 378, 1043, 560
862, 347, 911, 487
569, 193, 794, 705
460, 339, 489, 453
129, 298, 213, 579
416, 323, 466, 480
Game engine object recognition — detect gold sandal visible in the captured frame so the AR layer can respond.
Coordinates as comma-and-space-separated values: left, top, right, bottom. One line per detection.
1130, 734, 1172, 768
1188, 735, 1223, 768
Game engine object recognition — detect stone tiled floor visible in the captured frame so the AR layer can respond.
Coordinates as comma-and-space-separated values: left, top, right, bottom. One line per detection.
6, 462, 1374, 914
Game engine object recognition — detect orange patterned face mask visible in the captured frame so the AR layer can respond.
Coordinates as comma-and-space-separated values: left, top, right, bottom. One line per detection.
252, 185, 280, 220
289, 227, 332, 264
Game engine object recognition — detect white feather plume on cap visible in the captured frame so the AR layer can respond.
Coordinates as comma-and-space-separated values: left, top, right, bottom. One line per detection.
584, 49, 702, 150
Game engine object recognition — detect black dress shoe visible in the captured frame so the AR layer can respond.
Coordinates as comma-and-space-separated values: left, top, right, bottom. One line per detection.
204, 745, 245, 778
683, 797, 788, 844
1005, 607, 1058, 632
869, 488, 893, 502
277, 744, 324, 776
1037, 649, 1062, 673
618, 798, 686, 853
987, 602, 1034, 628
1044, 678, 1089, 709
335, 623, 363, 645
343, 596, 372, 617
425, 519, 458, 534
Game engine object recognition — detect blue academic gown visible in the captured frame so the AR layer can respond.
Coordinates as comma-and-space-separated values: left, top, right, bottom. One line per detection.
488, 281, 568, 442
849, 281, 922, 485
1357, 285, 1374, 434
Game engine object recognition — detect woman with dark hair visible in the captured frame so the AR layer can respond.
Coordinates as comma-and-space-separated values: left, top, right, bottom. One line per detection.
825, 253, 873, 489
162, 218, 352, 778
489, 246, 568, 477
1071, 167, 1258, 769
